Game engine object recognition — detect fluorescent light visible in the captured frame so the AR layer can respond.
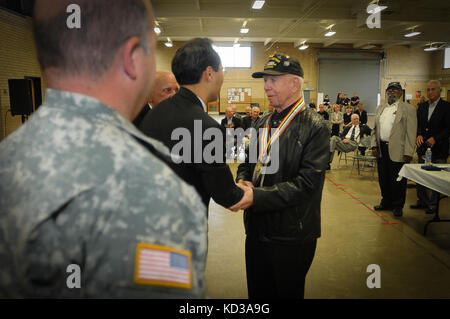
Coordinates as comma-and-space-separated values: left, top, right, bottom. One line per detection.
252, 0, 265, 9
367, 5, 387, 14
325, 31, 336, 37
154, 27, 161, 35
404, 31, 421, 37
240, 28, 249, 34
424, 46, 437, 52
165, 38, 173, 47
298, 44, 309, 50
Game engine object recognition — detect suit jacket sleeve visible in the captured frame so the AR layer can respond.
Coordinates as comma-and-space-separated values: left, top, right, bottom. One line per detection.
404, 103, 418, 157
433, 101, 450, 144
416, 103, 425, 137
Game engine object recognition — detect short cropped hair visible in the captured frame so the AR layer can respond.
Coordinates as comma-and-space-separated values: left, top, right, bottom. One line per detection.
33, 0, 152, 78
171, 38, 221, 85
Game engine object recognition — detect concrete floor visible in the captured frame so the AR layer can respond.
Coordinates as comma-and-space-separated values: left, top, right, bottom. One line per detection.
205, 158, 450, 299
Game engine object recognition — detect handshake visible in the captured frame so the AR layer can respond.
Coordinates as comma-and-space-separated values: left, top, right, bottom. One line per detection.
228, 180, 254, 212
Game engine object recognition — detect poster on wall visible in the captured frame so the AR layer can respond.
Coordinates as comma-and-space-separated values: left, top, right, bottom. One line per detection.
416, 91, 421, 98
227, 88, 252, 103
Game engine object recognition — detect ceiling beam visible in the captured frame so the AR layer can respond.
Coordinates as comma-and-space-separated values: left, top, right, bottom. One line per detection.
323, 39, 339, 47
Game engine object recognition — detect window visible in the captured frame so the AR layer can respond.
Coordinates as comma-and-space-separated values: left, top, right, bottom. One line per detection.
443, 47, 450, 69
213, 46, 252, 68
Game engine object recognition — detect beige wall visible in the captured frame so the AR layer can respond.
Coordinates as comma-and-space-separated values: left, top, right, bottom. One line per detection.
0, 9, 43, 141
155, 41, 318, 113
0, 11, 446, 142
380, 46, 439, 107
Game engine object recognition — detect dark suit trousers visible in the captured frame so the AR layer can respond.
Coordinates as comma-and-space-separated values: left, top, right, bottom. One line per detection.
377, 141, 407, 209
245, 236, 317, 299
416, 157, 447, 209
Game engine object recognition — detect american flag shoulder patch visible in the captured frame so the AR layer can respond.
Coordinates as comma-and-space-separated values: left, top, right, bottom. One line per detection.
134, 243, 192, 289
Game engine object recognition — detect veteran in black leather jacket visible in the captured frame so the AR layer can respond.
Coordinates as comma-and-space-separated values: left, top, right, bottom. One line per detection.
236, 107, 329, 243
236, 53, 330, 299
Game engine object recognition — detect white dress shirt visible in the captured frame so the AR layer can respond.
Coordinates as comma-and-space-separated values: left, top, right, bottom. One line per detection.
196, 96, 207, 112
428, 98, 440, 121
345, 124, 360, 143
379, 101, 398, 142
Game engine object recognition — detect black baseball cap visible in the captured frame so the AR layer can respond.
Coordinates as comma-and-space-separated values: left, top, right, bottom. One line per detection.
386, 82, 402, 91
252, 53, 304, 78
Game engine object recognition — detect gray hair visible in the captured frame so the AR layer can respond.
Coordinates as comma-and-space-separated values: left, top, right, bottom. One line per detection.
427, 80, 441, 89
351, 113, 360, 120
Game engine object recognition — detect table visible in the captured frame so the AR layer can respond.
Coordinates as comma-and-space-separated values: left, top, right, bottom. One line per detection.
398, 164, 450, 235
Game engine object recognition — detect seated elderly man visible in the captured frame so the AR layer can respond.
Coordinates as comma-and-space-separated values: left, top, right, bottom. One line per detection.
328, 113, 371, 169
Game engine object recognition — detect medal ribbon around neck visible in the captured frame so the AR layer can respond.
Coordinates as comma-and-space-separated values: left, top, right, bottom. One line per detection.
259, 97, 305, 159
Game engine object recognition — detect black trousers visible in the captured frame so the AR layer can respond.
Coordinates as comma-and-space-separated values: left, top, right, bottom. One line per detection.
377, 141, 407, 209
331, 124, 340, 137
245, 236, 317, 299
416, 156, 447, 209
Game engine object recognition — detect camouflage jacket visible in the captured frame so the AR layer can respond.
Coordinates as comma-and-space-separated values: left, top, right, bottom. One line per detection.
0, 89, 207, 298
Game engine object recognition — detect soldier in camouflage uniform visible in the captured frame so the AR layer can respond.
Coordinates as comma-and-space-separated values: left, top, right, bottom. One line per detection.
0, 0, 207, 298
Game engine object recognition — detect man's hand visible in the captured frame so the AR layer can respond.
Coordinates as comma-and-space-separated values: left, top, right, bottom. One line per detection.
403, 155, 412, 163
229, 183, 253, 212
372, 147, 380, 158
416, 135, 424, 148
343, 138, 351, 144
426, 137, 436, 148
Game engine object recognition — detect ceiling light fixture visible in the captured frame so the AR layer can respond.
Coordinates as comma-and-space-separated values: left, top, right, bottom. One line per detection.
240, 28, 249, 34
324, 25, 336, 37
154, 27, 161, 35
165, 38, 173, 48
252, 0, 265, 10
367, 4, 387, 14
298, 41, 309, 50
424, 45, 437, 52
404, 27, 421, 38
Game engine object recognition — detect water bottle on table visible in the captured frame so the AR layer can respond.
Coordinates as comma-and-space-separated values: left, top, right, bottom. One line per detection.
425, 148, 432, 165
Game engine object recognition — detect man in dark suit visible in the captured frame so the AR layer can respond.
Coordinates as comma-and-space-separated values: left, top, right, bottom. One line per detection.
133, 71, 178, 127
138, 38, 253, 213
221, 106, 242, 129
242, 106, 252, 130
354, 103, 368, 125
222, 106, 243, 158
411, 80, 450, 213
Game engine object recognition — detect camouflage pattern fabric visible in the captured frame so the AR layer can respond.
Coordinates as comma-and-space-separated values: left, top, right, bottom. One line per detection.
0, 89, 207, 298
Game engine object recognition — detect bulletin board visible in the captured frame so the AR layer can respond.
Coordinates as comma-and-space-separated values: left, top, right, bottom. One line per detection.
227, 87, 252, 104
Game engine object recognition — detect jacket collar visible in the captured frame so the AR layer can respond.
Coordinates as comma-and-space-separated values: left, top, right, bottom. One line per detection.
178, 87, 204, 110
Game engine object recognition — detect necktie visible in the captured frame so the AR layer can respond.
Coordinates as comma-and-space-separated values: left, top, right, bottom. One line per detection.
350, 126, 356, 141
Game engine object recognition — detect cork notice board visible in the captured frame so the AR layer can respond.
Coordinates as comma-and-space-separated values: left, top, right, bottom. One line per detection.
227, 88, 252, 104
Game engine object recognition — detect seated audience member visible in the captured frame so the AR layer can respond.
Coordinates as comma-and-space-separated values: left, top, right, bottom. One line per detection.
231, 104, 243, 126
323, 94, 330, 107
343, 106, 353, 128
342, 94, 350, 107
242, 106, 252, 130
133, 71, 178, 126
330, 104, 343, 136
350, 92, 360, 109
222, 106, 243, 158
309, 99, 317, 109
250, 106, 260, 128
318, 104, 329, 121
354, 103, 368, 125
417, 96, 426, 108
328, 114, 371, 169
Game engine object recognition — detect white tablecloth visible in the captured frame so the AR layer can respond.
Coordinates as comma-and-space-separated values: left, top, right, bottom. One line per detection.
398, 164, 450, 197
